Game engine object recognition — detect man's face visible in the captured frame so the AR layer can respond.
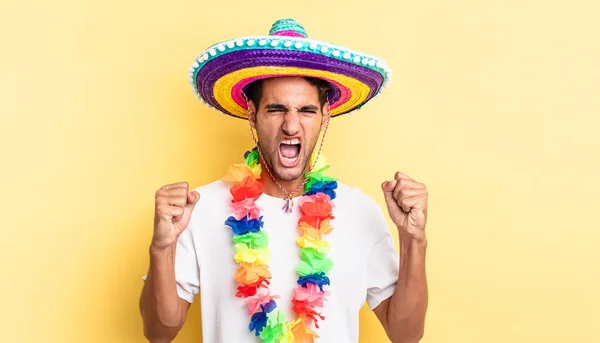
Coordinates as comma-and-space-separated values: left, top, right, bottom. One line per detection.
249, 77, 329, 182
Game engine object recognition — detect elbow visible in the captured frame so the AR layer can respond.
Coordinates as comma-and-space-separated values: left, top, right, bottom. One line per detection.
143, 323, 179, 343
385, 315, 425, 343
390, 327, 425, 343
141, 309, 183, 343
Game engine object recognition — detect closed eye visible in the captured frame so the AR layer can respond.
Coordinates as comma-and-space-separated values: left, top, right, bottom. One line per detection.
265, 104, 288, 114
299, 105, 319, 114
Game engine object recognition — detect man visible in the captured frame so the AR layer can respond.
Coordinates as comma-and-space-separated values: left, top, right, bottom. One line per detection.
140, 19, 428, 343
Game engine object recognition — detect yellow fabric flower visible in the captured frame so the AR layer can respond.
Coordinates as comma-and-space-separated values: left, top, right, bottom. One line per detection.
234, 243, 271, 265
297, 234, 331, 254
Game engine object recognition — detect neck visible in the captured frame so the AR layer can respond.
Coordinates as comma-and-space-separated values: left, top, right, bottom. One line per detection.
259, 161, 308, 199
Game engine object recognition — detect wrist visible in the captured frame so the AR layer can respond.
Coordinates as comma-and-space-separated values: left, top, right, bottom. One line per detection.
149, 242, 176, 256
399, 232, 428, 250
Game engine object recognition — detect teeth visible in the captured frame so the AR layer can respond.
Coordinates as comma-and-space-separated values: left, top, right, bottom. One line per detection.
281, 139, 300, 145
282, 156, 299, 164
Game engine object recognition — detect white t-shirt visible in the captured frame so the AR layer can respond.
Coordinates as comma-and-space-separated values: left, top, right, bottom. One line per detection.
146, 180, 399, 343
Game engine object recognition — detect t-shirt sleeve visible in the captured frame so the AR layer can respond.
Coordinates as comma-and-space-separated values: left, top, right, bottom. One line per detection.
142, 218, 201, 304
171, 224, 201, 303
365, 205, 400, 310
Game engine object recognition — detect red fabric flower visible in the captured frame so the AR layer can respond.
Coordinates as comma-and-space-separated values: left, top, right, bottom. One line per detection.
298, 207, 334, 229
235, 276, 271, 298
291, 299, 326, 328
299, 194, 334, 229
231, 176, 263, 202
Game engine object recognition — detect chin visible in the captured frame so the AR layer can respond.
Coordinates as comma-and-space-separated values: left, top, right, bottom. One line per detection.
273, 159, 306, 181
275, 169, 304, 182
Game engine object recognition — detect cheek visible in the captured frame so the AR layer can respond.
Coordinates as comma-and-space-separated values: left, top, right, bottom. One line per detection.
302, 117, 324, 136
256, 122, 279, 148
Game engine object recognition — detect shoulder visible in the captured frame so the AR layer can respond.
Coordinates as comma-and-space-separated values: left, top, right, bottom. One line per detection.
192, 179, 231, 199
335, 182, 383, 214
333, 182, 389, 229
183, 179, 232, 235
189, 179, 232, 215
332, 182, 392, 244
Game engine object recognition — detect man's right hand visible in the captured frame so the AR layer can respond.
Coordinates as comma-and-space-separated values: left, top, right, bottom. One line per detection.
152, 182, 200, 250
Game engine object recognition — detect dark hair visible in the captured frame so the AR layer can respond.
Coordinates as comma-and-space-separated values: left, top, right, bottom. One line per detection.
244, 77, 333, 111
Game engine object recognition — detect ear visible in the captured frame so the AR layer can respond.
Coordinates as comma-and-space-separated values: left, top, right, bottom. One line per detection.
320, 101, 331, 129
248, 100, 257, 129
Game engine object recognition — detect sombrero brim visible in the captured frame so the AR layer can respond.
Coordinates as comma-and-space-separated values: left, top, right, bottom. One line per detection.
189, 36, 392, 119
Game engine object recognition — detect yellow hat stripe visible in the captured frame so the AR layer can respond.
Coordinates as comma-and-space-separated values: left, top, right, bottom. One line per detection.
213, 66, 371, 119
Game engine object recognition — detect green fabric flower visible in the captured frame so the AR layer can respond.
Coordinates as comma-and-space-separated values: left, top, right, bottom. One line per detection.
231, 231, 268, 249
245, 149, 260, 168
259, 310, 289, 343
296, 247, 334, 276
305, 165, 337, 193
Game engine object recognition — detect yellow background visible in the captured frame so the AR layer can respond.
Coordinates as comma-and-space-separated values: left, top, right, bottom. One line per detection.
1, 0, 599, 342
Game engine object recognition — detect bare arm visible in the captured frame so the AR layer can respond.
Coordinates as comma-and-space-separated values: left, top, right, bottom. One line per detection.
139, 182, 200, 343
140, 245, 191, 343
374, 239, 428, 343
378, 172, 430, 342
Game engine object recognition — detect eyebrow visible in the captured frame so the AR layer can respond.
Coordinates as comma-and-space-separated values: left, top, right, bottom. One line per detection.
263, 104, 320, 112
299, 105, 319, 112
264, 103, 288, 111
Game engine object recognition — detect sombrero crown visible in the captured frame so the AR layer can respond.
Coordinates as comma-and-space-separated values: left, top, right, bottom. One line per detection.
189, 19, 392, 119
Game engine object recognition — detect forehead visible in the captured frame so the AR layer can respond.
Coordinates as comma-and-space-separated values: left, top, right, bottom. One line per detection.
259, 77, 320, 105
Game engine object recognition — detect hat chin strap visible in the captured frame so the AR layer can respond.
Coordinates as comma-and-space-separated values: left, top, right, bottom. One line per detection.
246, 103, 332, 213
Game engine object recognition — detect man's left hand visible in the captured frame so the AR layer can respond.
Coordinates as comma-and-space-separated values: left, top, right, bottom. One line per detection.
382, 172, 428, 243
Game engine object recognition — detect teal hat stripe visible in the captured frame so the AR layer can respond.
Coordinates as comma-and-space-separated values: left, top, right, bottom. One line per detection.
269, 18, 308, 37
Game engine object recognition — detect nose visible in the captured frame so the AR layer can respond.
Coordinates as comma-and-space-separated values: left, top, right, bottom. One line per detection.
281, 109, 301, 136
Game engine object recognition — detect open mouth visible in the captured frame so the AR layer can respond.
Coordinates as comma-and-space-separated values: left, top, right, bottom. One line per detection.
278, 138, 302, 168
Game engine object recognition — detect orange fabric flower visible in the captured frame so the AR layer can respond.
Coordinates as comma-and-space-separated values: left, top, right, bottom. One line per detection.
298, 219, 333, 239
235, 262, 272, 284
222, 164, 257, 184
290, 318, 319, 343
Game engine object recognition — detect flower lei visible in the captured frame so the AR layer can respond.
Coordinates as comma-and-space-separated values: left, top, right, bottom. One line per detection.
223, 147, 338, 343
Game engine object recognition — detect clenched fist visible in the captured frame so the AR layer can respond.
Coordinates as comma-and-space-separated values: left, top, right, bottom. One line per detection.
152, 182, 200, 250
382, 172, 428, 244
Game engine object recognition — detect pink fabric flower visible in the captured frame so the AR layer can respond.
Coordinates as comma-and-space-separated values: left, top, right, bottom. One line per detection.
292, 284, 331, 308
231, 198, 262, 220
245, 291, 281, 315
297, 193, 332, 207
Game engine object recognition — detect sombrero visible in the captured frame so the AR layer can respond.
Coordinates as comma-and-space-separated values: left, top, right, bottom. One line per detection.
189, 18, 392, 119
